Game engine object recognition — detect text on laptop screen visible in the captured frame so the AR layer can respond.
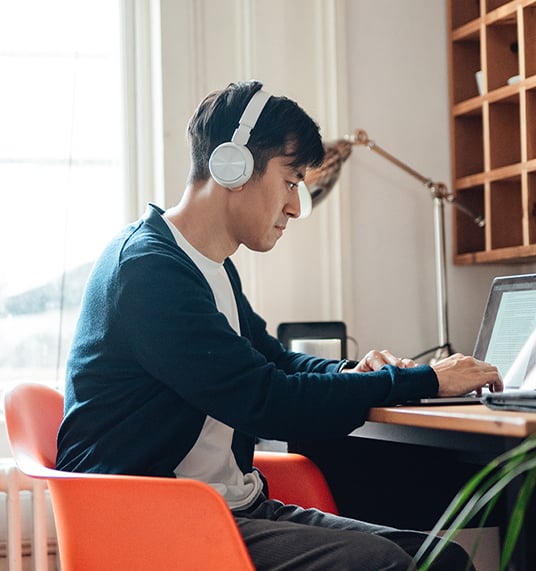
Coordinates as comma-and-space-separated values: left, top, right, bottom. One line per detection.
474, 275, 536, 390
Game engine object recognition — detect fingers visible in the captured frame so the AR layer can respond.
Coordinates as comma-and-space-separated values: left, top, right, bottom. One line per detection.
355, 351, 381, 372
488, 377, 504, 393
356, 350, 417, 372
433, 354, 503, 397
379, 350, 416, 369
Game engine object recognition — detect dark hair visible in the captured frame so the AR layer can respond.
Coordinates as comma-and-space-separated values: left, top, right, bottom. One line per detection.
187, 80, 325, 182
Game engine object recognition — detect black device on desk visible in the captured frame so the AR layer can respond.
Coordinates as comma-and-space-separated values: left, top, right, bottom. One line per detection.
483, 389, 536, 411
277, 321, 348, 359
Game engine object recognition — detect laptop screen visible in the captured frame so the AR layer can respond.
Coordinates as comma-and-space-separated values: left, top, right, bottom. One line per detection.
473, 274, 536, 389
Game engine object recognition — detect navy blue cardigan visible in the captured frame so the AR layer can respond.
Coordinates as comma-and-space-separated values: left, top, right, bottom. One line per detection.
56, 204, 438, 476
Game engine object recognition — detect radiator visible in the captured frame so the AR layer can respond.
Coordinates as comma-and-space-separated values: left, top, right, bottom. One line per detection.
0, 460, 58, 571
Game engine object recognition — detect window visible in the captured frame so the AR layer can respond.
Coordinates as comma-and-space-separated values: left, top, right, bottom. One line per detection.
0, 1, 128, 389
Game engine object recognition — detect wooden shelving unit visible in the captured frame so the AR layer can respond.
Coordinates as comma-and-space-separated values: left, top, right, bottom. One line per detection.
448, 0, 536, 264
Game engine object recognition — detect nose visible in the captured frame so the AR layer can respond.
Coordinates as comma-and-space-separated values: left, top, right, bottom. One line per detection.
285, 185, 301, 219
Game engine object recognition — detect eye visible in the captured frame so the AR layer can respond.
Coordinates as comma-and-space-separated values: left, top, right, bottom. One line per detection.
287, 181, 298, 192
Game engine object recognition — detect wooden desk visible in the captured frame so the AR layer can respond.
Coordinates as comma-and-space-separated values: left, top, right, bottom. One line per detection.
367, 404, 536, 438
347, 404, 536, 464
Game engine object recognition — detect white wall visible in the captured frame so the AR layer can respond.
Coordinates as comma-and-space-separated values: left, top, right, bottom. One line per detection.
345, 0, 535, 359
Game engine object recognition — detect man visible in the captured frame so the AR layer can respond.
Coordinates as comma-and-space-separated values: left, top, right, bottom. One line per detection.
57, 80, 502, 570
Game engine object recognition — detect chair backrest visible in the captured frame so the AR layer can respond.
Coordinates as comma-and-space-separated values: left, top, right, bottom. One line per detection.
3, 382, 64, 478
254, 451, 339, 514
4, 382, 255, 570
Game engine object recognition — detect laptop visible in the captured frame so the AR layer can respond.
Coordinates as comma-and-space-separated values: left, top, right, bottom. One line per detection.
412, 273, 536, 405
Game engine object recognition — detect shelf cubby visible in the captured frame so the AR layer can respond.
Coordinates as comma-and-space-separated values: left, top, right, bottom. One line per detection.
485, 18, 519, 91
488, 95, 521, 169
489, 177, 523, 249
452, 35, 482, 103
451, 0, 480, 29
486, 0, 514, 12
527, 87, 536, 161
454, 110, 484, 178
455, 186, 486, 254
528, 172, 536, 243
525, 5, 536, 78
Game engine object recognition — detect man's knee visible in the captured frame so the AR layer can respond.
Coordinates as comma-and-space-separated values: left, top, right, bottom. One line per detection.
337, 533, 414, 571
339, 532, 473, 571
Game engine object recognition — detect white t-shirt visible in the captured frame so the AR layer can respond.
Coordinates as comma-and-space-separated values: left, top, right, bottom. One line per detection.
162, 215, 263, 510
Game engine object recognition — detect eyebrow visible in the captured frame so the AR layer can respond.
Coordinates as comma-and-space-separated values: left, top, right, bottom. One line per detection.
282, 160, 305, 181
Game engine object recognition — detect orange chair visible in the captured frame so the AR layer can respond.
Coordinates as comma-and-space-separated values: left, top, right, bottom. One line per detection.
4, 382, 337, 570
253, 451, 338, 514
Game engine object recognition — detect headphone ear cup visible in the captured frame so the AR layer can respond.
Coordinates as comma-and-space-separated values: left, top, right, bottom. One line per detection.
209, 142, 254, 188
297, 182, 312, 219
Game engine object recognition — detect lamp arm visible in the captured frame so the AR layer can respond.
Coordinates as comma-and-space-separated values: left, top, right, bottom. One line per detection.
349, 129, 431, 186
348, 129, 485, 228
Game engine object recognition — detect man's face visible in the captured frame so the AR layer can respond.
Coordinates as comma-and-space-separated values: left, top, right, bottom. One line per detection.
228, 155, 305, 253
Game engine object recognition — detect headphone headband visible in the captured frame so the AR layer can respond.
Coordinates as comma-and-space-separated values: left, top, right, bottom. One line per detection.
231, 90, 271, 146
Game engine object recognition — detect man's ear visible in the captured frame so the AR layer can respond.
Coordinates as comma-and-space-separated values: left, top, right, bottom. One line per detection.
227, 184, 245, 192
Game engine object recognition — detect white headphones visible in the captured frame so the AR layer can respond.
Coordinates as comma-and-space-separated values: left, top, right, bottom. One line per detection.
208, 89, 271, 188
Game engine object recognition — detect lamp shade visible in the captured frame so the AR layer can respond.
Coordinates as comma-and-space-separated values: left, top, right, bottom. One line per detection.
303, 138, 353, 206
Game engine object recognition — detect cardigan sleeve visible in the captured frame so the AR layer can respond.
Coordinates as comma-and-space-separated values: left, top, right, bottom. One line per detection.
222, 259, 344, 375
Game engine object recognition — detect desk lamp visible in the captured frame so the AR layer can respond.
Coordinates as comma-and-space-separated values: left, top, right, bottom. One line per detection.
304, 129, 485, 363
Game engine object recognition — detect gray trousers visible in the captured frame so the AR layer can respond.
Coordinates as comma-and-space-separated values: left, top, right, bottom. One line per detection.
234, 496, 474, 571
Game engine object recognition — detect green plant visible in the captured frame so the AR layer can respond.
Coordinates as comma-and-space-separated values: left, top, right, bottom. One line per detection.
412, 433, 536, 571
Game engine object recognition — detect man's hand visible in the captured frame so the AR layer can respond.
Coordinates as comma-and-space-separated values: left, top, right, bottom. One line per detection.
347, 349, 417, 373
432, 353, 503, 396
343, 349, 503, 398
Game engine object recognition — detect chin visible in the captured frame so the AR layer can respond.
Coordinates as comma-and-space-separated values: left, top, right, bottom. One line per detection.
247, 239, 278, 253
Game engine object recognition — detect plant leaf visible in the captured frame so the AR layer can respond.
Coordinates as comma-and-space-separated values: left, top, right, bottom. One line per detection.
499, 468, 536, 571
413, 434, 536, 571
